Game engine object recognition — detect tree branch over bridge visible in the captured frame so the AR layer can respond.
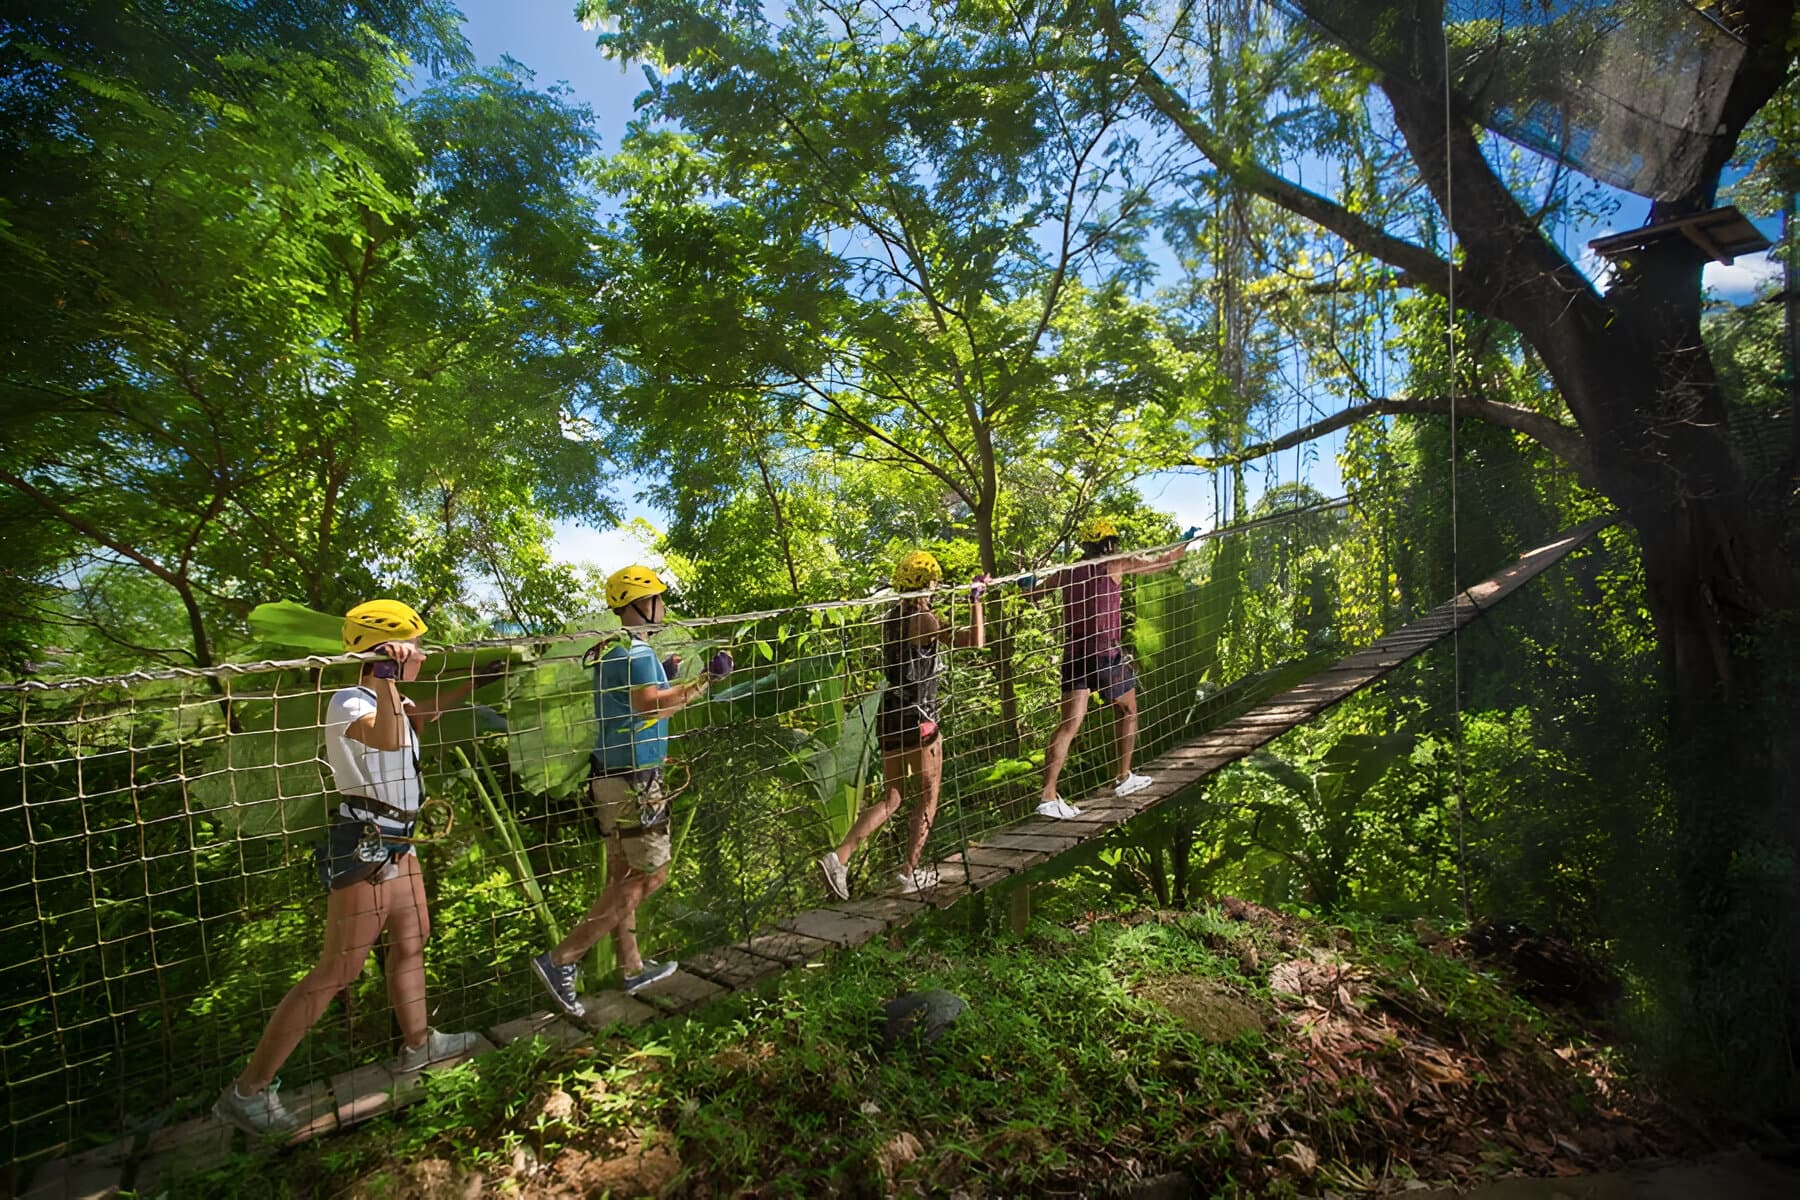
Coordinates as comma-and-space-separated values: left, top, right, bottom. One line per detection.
1187, 395, 1594, 486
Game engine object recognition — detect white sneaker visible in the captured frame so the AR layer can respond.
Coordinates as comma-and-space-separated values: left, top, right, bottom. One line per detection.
213, 1079, 299, 1139
1036, 797, 1082, 820
898, 865, 940, 894
819, 850, 850, 900
397, 1028, 480, 1073
1113, 772, 1153, 798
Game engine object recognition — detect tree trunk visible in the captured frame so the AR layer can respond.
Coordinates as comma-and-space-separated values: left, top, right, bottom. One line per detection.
1170, 820, 1194, 908
1377, 25, 1800, 1097
750, 441, 803, 600
974, 489, 1022, 755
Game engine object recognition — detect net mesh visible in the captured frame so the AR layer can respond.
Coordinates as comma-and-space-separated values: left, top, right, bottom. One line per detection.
0, 479, 1577, 1172
1274, 0, 1746, 200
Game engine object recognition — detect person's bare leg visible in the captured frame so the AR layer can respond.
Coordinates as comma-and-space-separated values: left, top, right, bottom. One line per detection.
1040, 691, 1090, 803
606, 846, 630, 975
903, 738, 943, 872
382, 857, 431, 1049
553, 874, 639, 966
613, 864, 669, 976
838, 749, 910, 864
1111, 690, 1140, 781
237, 880, 388, 1093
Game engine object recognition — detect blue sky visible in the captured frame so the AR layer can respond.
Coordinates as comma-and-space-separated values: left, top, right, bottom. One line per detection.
452, 1, 1784, 571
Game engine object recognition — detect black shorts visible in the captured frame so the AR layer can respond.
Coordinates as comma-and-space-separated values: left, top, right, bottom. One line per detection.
878, 709, 941, 752
1060, 647, 1136, 702
316, 817, 412, 891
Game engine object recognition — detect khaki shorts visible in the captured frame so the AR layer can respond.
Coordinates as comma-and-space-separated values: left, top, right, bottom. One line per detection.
591, 773, 672, 874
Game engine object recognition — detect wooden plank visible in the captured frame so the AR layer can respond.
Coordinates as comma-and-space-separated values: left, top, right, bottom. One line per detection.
933, 856, 1012, 891
576, 990, 659, 1029
1156, 746, 1241, 764
25, 1137, 135, 1200
958, 844, 1038, 871
632, 969, 728, 1015
977, 829, 1084, 853
736, 928, 834, 966
493, 1011, 589, 1048
683, 945, 786, 989
778, 907, 889, 947
332, 1063, 408, 1127
822, 892, 936, 927
135, 1118, 235, 1191
282, 1079, 340, 1145
906, 872, 973, 909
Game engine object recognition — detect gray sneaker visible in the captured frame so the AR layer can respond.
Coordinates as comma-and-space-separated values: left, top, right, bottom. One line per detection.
531, 950, 585, 1018
396, 1028, 480, 1073
898, 864, 940, 894
819, 850, 850, 900
213, 1078, 299, 1140
623, 959, 678, 995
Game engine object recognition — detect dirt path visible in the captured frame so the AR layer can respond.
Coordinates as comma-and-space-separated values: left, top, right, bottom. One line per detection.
1413, 1151, 1800, 1199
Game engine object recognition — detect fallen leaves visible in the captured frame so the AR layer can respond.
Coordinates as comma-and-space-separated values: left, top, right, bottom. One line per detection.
1197, 915, 1684, 1196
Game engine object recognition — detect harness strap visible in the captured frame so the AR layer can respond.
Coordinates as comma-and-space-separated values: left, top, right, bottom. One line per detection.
338, 793, 415, 824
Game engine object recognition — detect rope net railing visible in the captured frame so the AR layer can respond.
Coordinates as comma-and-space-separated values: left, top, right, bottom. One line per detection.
0, 482, 1582, 1169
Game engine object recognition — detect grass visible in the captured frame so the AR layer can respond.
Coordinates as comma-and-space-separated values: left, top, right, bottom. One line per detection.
152, 887, 1665, 1198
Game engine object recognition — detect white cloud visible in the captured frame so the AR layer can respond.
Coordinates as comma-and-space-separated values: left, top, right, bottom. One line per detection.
1703, 251, 1781, 301
549, 519, 664, 571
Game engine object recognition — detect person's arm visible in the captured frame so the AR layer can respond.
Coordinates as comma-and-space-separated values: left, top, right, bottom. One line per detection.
629, 647, 731, 718
1116, 543, 1188, 578
412, 659, 507, 725
950, 577, 988, 649
343, 641, 422, 751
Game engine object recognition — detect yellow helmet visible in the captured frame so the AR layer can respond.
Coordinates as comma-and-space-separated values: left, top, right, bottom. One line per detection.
605, 564, 667, 610
342, 599, 427, 652
1077, 516, 1120, 544
892, 550, 943, 592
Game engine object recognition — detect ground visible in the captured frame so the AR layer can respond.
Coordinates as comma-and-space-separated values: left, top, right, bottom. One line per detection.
170, 896, 1722, 1197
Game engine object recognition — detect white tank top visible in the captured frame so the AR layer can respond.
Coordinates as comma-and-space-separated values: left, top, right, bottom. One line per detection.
323, 686, 419, 832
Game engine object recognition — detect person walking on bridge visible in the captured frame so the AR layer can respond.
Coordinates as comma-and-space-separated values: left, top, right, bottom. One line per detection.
1030, 518, 1190, 820
214, 599, 488, 1139
819, 551, 988, 899
531, 565, 731, 1018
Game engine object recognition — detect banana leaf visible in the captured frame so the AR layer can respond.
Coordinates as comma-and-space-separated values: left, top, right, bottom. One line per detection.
247, 600, 343, 654
681, 652, 847, 729
189, 686, 335, 839
808, 692, 881, 843
503, 656, 594, 799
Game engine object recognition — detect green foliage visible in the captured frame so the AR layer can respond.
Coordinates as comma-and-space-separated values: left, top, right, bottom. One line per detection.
177, 899, 1640, 1197
504, 656, 599, 800
247, 603, 348, 656
1, 3, 615, 673
583, 0, 1211, 604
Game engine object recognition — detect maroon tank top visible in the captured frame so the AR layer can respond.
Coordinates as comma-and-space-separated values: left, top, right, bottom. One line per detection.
1062, 561, 1121, 654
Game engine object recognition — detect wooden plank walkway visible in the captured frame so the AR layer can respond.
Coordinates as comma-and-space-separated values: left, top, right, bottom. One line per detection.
22, 518, 1608, 1196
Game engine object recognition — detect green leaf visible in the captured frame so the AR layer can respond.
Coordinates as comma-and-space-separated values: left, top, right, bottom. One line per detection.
247, 600, 344, 654
189, 688, 336, 839
805, 692, 881, 840
504, 657, 594, 798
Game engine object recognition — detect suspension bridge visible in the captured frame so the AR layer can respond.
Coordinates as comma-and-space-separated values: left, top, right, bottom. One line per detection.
2, 507, 1610, 1195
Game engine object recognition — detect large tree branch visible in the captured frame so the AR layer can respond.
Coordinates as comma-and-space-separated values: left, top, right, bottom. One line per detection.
1097, 1, 1468, 300
0, 468, 187, 589
783, 378, 979, 507
1187, 394, 1594, 485
0, 467, 219, 669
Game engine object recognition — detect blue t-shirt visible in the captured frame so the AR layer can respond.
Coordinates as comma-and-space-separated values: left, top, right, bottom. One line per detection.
592, 638, 668, 773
